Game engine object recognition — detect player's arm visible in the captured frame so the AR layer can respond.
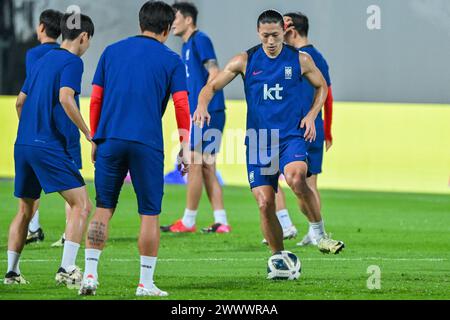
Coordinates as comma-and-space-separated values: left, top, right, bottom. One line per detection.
15, 92, 27, 119
324, 86, 333, 151
193, 53, 247, 127
299, 52, 328, 142
172, 90, 191, 176
59, 87, 92, 142
204, 59, 220, 83
89, 84, 104, 137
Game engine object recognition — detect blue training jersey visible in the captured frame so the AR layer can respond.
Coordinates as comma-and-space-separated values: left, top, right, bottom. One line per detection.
16, 48, 83, 153
244, 44, 305, 146
24, 42, 60, 78
298, 44, 331, 138
182, 30, 225, 115
92, 35, 187, 152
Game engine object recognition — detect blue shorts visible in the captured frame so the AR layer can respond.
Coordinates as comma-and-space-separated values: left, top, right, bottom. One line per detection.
190, 110, 225, 155
246, 138, 308, 191
14, 145, 85, 199
94, 139, 164, 215
68, 145, 82, 169
306, 137, 324, 175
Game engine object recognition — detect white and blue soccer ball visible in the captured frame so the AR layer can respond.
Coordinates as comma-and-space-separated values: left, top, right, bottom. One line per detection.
267, 251, 301, 280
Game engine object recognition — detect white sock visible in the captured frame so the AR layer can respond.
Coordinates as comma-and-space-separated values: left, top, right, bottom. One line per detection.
7, 251, 20, 274
213, 209, 228, 225
310, 220, 326, 241
139, 256, 157, 288
276, 209, 293, 230
84, 248, 101, 280
60, 240, 80, 272
28, 210, 40, 232
182, 209, 197, 228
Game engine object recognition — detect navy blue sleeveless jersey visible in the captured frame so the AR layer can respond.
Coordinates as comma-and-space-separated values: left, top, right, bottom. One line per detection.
244, 44, 305, 146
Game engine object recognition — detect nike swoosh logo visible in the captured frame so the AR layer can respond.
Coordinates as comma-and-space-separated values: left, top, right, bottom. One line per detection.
252, 70, 263, 76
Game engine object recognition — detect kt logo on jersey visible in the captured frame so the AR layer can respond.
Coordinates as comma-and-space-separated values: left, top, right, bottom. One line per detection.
263, 84, 283, 100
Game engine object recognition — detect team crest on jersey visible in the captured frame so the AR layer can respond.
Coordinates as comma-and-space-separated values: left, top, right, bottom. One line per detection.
186, 49, 190, 61
285, 66, 293, 79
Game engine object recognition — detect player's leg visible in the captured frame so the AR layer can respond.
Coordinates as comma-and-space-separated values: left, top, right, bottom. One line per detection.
252, 185, 283, 253
56, 186, 92, 287
183, 150, 203, 228
282, 138, 343, 253
79, 207, 114, 295
297, 174, 321, 246
200, 111, 230, 233
5, 145, 42, 284
5, 198, 37, 284
274, 183, 297, 238
262, 183, 297, 244
51, 201, 69, 248
128, 142, 167, 296
284, 160, 344, 254
79, 139, 127, 295
160, 132, 203, 233
26, 199, 44, 244
201, 155, 231, 233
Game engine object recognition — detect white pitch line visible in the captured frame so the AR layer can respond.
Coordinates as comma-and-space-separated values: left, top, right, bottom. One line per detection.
0, 257, 447, 263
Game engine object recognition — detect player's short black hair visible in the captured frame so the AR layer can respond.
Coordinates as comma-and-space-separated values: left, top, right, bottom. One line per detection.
172, 2, 198, 26
60, 12, 95, 40
284, 12, 309, 37
139, 1, 176, 34
257, 9, 284, 29
39, 9, 63, 39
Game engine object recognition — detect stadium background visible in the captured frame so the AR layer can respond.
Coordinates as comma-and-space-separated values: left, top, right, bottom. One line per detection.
0, 0, 448, 194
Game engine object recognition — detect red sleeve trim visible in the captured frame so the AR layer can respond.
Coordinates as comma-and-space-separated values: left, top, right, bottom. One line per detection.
90, 84, 104, 137
172, 90, 191, 143
324, 86, 333, 142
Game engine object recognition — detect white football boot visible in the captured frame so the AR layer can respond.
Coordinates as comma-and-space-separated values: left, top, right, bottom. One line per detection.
55, 265, 83, 289
136, 284, 168, 297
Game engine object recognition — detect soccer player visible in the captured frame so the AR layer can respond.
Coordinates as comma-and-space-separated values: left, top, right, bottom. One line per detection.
263, 12, 337, 248
21, 9, 67, 246
4, 13, 95, 286
193, 10, 344, 260
278, 12, 336, 247
161, 2, 230, 234
79, 1, 190, 296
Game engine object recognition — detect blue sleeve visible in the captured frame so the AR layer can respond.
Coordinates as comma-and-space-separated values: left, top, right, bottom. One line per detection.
60, 58, 84, 94
25, 50, 37, 78
170, 58, 188, 93
318, 58, 331, 86
196, 34, 217, 63
92, 50, 106, 87
21, 76, 30, 94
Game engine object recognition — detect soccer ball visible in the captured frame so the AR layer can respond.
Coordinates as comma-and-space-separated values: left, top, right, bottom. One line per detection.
267, 251, 301, 280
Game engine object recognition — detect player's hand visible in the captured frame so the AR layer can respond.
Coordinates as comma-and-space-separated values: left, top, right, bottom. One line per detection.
90, 140, 97, 164
192, 108, 211, 128
300, 115, 316, 142
325, 139, 333, 151
177, 147, 190, 176
283, 16, 295, 34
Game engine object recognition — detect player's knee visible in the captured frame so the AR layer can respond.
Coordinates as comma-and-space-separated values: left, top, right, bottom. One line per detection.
201, 163, 215, 177
285, 172, 308, 195
256, 195, 275, 214
71, 200, 92, 221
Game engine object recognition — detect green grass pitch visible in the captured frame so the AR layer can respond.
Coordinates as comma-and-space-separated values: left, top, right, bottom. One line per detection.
0, 180, 449, 300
